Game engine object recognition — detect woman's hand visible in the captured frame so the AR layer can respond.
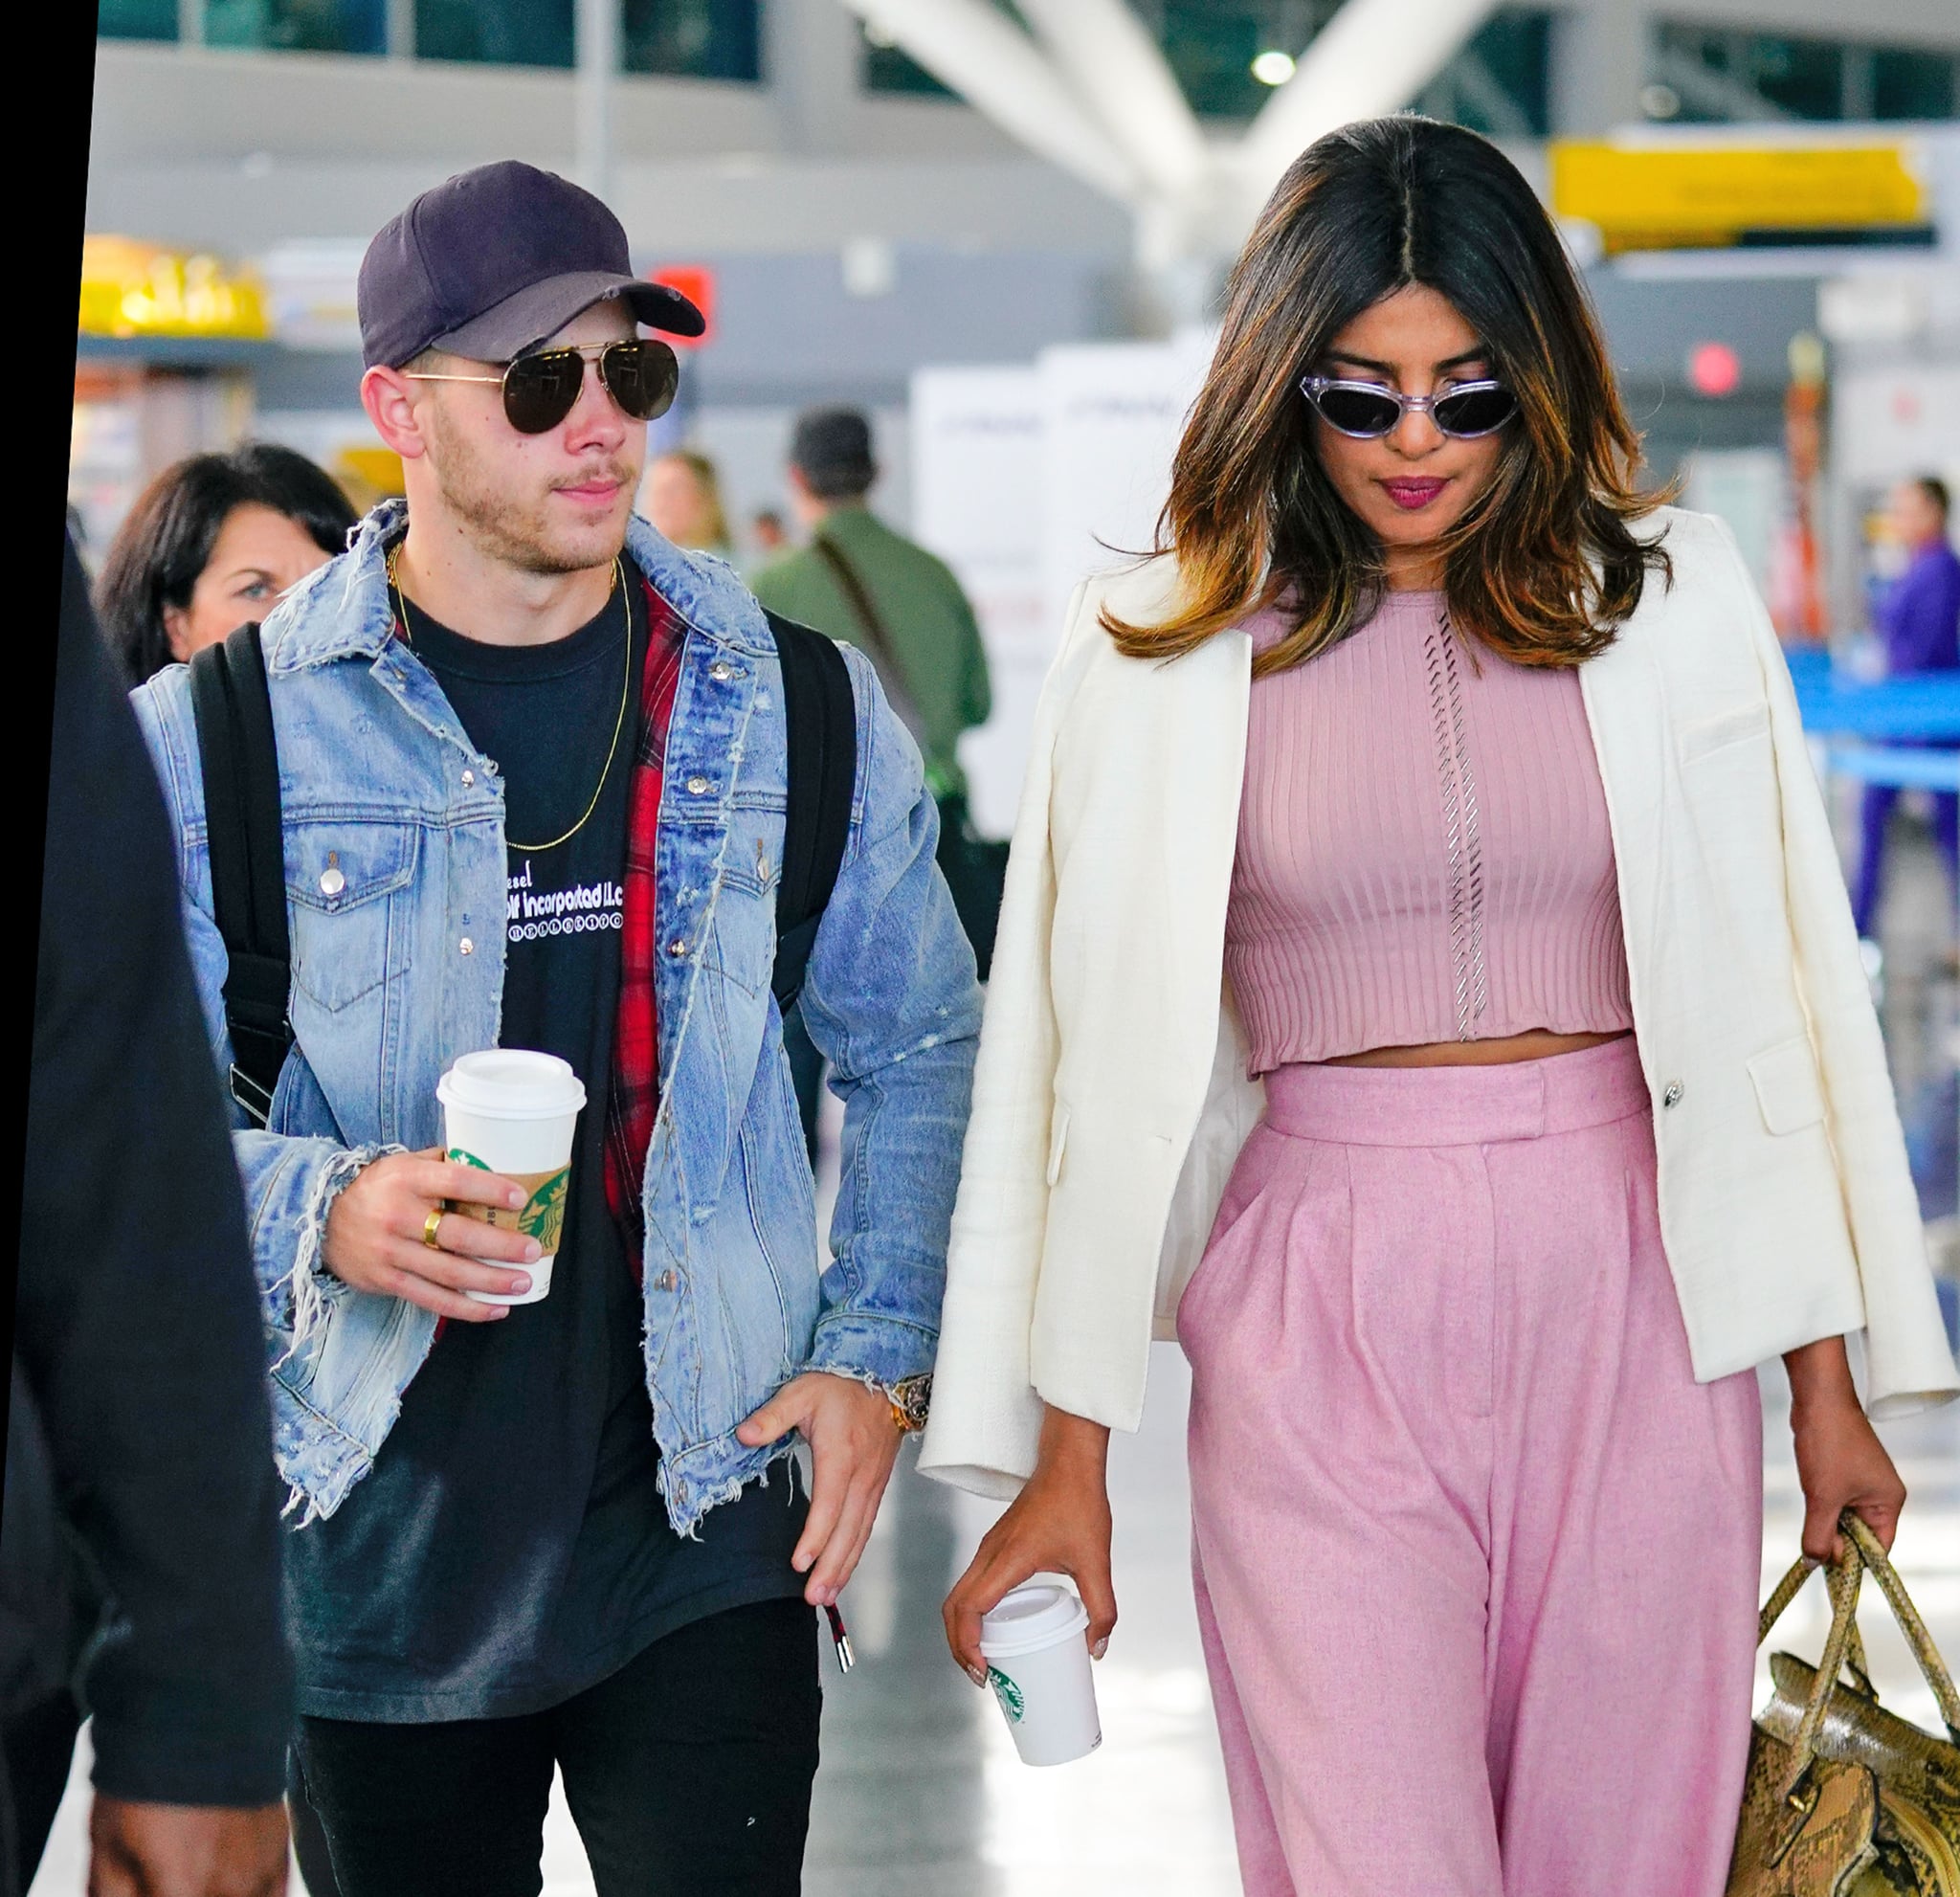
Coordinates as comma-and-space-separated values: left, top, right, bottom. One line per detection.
943, 1405, 1115, 1685
1785, 1335, 1906, 1562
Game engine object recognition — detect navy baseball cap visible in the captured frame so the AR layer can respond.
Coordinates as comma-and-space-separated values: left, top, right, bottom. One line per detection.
357, 160, 705, 369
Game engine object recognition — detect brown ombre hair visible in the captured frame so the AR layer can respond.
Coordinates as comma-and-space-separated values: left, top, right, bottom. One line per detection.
1104, 116, 1668, 677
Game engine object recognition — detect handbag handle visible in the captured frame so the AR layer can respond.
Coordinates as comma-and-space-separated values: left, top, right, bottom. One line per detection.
1842, 1512, 1960, 1739
1758, 1547, 1875, 1690
1758, 1510, 1960, 1819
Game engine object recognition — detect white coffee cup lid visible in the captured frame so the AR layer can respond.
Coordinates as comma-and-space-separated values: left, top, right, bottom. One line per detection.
978, 1582, 1090, 1659
436, 1049, 587, 1120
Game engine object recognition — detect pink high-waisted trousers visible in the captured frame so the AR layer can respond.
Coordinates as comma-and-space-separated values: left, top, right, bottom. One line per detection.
1179, 1038, 1763, 1896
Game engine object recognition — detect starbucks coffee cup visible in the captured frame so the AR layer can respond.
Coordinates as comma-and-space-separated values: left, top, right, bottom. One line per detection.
978, 1581, 1102, 1767
435, 1050, 586, 1306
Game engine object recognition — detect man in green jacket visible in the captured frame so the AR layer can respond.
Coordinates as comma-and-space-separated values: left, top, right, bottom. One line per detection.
753, 409, 991, 804
753, 409, 995, 1154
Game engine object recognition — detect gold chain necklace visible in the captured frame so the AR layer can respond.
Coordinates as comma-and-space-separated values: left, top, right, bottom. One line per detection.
388, 547, 634, 854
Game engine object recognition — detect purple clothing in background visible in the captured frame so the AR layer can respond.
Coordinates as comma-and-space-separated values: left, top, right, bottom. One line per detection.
1878, 539, 1960, 677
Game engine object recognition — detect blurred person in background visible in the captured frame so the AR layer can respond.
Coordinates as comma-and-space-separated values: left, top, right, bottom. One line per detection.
96, 443, 357, 683
924, 119, 1952, 1897
1853, 474, 1960, 943
754, 409, 990, 805
748, 508, 788, 561
637, 447, 733, 560
131, 161, 976, 1897
3, 539, 294, 1897
753, 409, 994, 1151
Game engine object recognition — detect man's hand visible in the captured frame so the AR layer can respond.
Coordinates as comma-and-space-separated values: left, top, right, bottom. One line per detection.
736, 1372, 902, 1607
89, 1797, 288, 1897
323, 1148, 541, 1322
1785, 1335, 1907, 1562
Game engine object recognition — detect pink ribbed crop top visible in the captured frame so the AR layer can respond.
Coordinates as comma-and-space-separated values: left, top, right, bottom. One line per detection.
1224, 591, 1633, 1073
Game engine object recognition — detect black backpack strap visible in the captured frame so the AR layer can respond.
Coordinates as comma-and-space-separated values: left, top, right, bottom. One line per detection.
767, 610, 856, 1017
187, 624, 292, 1127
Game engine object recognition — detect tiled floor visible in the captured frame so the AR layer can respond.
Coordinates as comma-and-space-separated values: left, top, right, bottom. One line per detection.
26, 813, 1960, 1897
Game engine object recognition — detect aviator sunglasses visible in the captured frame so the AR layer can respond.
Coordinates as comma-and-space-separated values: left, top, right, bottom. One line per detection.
1300, 374, 1518, 440
406, 339, 681, 435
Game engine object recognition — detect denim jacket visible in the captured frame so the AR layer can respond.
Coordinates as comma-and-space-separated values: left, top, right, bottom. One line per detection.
132, 502, 981, 1534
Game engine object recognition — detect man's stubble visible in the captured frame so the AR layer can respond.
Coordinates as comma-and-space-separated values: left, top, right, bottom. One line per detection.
421, 399, 637, 579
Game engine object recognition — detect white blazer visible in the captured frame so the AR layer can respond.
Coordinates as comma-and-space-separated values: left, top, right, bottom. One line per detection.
919, 507, 1959, 1500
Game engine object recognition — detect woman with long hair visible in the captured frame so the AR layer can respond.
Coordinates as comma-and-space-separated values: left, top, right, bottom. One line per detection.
639, 447, 735, 559
919, 118, 1957, 1893
96, 441, 357, 683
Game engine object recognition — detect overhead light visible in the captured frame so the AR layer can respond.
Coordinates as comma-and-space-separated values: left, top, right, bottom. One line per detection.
1251, 49, 1296, 86
1639, 82, 1680, 120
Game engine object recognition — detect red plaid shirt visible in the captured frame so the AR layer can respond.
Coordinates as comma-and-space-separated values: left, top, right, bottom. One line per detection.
603, 576, 687, 1265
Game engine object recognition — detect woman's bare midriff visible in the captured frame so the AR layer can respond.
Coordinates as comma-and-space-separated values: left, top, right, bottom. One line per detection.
1320, 1027, 1633, 1069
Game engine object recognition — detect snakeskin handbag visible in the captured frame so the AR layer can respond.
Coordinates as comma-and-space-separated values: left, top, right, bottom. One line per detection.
1728, 1513, 1960, 1894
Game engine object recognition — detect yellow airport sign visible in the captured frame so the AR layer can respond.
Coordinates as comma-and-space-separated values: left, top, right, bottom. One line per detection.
1548, 142, 1930, 255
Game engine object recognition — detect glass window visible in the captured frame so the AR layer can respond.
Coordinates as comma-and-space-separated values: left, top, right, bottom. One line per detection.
99, 0, 178, 40
1873, 47, 1955, 121
205, 0, 386, 53
1744, 34, 1843, 120
415, 0, 572, 66
1651, 24, 1954, 123
622, 0, 759, 80
861, 28, 952, 97
1417, 10, 1551, 138
861, 0, 1018, 97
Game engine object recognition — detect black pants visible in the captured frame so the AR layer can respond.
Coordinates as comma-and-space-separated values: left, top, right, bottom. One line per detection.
291, 1599, 820, 1897
2, 1690, 81, 1897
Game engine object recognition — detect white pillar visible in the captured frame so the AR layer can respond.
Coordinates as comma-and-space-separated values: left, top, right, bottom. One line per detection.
576, 0, 617, 204
770, 0, 860, 157
1550, 0, 1648, 137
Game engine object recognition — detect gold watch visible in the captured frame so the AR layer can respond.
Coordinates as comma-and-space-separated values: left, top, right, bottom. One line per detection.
884, 1373, 931, 1435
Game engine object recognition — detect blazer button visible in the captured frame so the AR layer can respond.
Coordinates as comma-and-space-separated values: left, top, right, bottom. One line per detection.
667, 937, 688, 958
1662, 1081, 1683, 1107
459, 937, 475, 957
654, 1269, 679, 1291
461, 769, 476, 788
687, 775, 711, 795
709, 661, 733, 682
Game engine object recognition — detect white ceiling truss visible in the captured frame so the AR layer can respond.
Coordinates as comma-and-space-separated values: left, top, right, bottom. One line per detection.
839, 0, 1503, 273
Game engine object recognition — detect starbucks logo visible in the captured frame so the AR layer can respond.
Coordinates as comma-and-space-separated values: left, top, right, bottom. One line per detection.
520, 1169, 568, 1247
987, 1665, 1025, 1724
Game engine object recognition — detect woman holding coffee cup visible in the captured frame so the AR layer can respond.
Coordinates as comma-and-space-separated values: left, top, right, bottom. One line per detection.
919, 118, 1956, 1893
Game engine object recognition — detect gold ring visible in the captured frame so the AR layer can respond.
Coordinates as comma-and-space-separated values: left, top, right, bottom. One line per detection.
422, 1207, 445, 1249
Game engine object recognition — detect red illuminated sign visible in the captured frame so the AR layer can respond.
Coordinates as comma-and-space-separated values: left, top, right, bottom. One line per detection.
647, 265, 715, 347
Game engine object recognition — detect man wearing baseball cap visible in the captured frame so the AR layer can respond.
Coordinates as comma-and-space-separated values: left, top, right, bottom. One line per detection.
131, 161, 980, 1895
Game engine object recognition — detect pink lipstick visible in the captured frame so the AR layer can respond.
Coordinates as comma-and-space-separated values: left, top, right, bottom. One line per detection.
1380, 477, 1449, 510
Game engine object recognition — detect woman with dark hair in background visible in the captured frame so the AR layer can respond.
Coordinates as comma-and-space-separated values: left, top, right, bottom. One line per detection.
923, 117, 1956, 1893
96, 441, 357, 681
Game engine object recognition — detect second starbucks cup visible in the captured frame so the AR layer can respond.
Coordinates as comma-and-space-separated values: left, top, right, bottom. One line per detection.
978, 1580, 1102, 1766
435, 1050, 586, 1306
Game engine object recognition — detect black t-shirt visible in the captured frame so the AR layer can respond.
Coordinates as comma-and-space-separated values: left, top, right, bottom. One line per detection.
286, 559, 809, 1723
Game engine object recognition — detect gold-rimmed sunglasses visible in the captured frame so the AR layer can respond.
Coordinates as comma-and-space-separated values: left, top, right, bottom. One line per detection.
406, 339, 680, 435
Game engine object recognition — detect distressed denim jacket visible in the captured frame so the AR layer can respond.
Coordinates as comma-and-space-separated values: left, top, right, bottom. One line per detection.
132, 502, 981, 1533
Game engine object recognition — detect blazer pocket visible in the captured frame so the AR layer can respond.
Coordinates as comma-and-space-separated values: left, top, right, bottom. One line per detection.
1046, 1098, 1071, 1188
1747, 1034, 1827, 1137
1680, 699, 1771, 766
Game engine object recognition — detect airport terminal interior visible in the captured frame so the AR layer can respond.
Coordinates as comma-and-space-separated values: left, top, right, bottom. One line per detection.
48, 0, 1960, 1889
